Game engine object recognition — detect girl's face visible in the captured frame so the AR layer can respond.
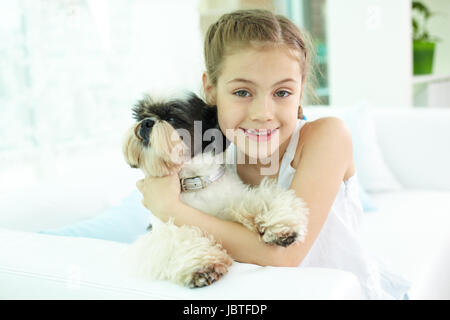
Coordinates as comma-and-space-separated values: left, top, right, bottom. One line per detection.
205, 46, 303, 163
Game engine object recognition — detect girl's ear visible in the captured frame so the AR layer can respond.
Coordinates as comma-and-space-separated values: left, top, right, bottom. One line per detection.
297, 79, 305, 119
202, 72, 217, 105
297, 105, 304, 119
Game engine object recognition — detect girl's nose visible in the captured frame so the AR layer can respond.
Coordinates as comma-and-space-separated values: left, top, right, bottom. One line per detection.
248, 96, 274, 121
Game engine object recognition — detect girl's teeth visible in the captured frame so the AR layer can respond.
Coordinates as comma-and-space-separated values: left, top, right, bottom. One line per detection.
246, 129, 270, 135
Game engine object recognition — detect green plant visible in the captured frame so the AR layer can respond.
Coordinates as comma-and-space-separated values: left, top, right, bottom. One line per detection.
412, 1, 438, 42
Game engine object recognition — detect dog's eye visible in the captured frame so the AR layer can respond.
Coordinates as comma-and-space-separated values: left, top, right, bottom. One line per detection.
167, 117, 175, 123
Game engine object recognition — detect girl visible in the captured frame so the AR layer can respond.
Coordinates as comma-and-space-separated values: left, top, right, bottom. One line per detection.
136, 9, 410, 299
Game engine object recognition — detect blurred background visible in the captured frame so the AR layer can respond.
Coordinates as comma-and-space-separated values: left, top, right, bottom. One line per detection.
0, 0, 449, 193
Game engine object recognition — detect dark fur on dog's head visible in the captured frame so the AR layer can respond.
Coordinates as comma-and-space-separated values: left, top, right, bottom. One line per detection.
132, 92, 229, 158
123, 92, 230, 177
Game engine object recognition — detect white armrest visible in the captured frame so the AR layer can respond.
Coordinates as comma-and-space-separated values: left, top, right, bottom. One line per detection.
0, 229, 364, 299
303, 106, 450, 191
370, 108, 450, 190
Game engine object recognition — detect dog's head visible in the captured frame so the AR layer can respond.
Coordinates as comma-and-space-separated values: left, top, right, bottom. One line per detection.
123, 92, 229, 177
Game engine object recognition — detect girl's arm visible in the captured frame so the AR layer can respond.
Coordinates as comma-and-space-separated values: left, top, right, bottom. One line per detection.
163, 200, 302, 267
139, 117, 353, 267
285, 117, 354, 265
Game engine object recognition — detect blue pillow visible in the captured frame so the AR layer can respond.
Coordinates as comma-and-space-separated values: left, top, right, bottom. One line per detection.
38, 190, 152, 244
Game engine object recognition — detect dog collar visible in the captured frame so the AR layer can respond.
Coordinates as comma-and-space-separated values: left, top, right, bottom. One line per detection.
180, 165, 226, 192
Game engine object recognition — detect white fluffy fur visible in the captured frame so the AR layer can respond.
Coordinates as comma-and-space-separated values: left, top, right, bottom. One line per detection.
125, 218, 232, 288
123, 124, 309, 288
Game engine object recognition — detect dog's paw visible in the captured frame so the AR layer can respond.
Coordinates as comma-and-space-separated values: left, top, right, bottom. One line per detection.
260, 229, 299, 247
188, 264, 229, 288
234, 177, 309, 247
253, 189, 309, 247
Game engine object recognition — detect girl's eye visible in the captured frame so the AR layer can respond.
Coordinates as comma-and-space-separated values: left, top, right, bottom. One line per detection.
233, 90, 251, 98
275, 90, 291, 98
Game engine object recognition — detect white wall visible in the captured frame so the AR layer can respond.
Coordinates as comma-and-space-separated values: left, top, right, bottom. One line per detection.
0, 0, 203, 153
0, 0, 204, 192
326, 0, 412, 107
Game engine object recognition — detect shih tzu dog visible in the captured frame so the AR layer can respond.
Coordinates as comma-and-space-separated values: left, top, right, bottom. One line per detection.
122, 92, 309, 288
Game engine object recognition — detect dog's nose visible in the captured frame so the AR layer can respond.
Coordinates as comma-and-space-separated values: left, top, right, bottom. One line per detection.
139, 118, 155, 142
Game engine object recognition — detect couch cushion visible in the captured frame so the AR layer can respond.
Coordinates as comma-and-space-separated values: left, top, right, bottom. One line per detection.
0, 144, 142, 232
359, 190, 450, 298
38, 190, 151, 244
370, 108, 450, 190
0, 229, 364, 299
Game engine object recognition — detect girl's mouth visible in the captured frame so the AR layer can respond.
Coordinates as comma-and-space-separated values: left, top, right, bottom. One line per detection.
239, 127, 279, 142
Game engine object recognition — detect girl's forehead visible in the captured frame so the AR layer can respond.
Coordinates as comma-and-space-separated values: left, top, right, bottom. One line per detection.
227, 45, 298, 63
219, 46, 302, 83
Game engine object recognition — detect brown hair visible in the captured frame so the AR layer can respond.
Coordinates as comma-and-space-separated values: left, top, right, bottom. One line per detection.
203, 9, 318, 109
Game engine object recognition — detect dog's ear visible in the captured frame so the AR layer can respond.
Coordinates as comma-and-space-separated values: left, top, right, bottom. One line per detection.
152, 121, 189, 165
198, 101, 231, 154
136, 121, 189, 176
122, 125, 142, 169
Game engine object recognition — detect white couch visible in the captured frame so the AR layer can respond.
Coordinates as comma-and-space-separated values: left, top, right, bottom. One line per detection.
1, 106, 449, 300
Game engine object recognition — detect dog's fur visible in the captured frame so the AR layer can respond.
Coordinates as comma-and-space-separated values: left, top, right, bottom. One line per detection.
122, 92, 309, 288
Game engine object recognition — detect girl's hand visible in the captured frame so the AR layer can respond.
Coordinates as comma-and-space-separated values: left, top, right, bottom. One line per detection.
136, 172, 181, 222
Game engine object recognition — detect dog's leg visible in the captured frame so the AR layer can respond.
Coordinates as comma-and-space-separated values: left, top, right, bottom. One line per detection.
124, 219, 232, 288
224, 177, 309, 247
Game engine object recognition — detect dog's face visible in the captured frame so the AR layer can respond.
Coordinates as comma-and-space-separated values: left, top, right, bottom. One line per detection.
123, 93, 229, 177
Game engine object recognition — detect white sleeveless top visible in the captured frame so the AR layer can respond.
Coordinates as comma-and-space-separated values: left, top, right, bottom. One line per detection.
226, 119, 410, 300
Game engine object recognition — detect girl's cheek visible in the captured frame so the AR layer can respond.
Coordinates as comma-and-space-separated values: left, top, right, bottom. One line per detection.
217, 119, 237, 143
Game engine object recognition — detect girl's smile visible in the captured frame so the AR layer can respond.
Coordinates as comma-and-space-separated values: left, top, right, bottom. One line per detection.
239, 127, 279, 142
